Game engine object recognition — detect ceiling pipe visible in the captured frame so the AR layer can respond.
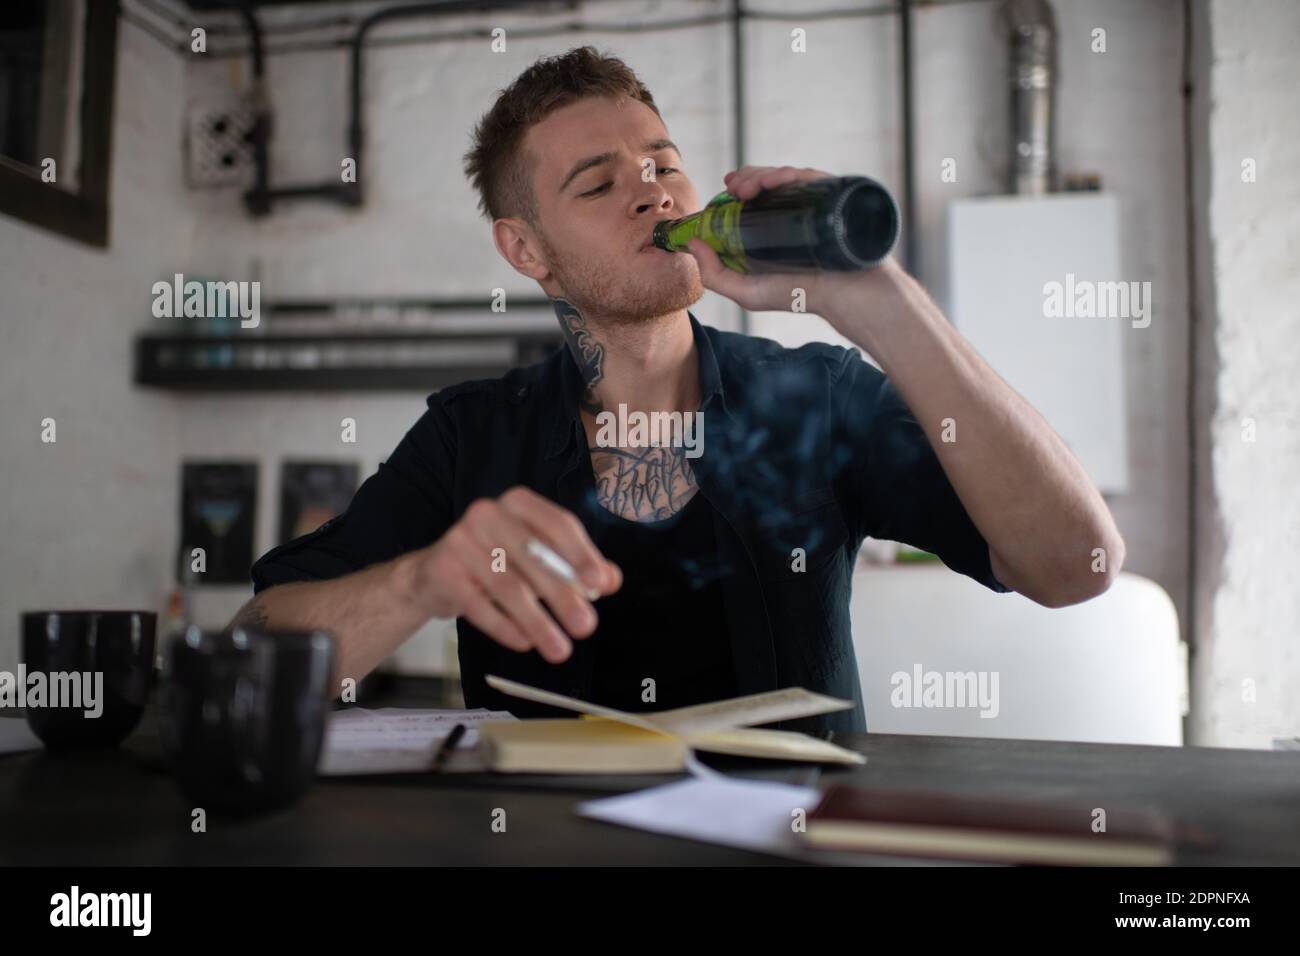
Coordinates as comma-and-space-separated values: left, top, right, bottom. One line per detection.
998, 0, 1057, 196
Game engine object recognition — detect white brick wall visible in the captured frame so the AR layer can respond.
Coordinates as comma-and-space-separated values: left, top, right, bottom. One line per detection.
3, 0, 1286, 744
0, 18, 187, 669
1190, 0, 1300, 747
176, 0, 1197, 651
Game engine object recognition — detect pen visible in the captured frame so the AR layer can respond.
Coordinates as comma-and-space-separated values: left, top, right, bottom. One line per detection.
526, 538, 601, 601
431, 723, 466, 773
798, 730, 836, 788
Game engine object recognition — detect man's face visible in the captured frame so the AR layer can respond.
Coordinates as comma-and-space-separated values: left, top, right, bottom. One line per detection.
519, 95, 705, 323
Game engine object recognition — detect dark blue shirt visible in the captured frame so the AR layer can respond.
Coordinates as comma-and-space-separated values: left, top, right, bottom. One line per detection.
251, 313, 1009, 735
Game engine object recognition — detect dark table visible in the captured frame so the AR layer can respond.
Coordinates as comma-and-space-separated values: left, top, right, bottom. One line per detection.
3, 710, 1299, 865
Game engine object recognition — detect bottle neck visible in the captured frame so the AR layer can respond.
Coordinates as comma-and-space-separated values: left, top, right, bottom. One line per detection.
652, 214, 699, 252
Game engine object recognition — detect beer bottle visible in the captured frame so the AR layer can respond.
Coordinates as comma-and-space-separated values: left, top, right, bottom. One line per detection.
651, 175, 899, 274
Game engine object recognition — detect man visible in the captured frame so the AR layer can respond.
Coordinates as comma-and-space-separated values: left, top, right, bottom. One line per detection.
239, 46, 1125, 735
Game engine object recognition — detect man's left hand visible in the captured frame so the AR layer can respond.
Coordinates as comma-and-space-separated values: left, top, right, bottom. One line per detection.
684, 165, 905, 326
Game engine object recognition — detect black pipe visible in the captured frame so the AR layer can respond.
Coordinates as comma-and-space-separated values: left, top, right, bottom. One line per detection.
230, 1, 545, 215
899, 0, 917, 275
218, 0, 931, 231
233, 1, 271, 215
730, 0, 749, 334
347, 1, 547, 207
730, 0, 746, 185
1180, 0, 1201, 682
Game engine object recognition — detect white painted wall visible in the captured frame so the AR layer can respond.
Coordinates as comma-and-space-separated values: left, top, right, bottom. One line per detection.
3, 0, 1281, 745
173, 0, 1196, 665
1189, 0, 1300, 748
0, 18, 188, 672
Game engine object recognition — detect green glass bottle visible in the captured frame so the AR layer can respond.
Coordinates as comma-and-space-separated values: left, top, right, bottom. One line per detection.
651, 175, 899, 274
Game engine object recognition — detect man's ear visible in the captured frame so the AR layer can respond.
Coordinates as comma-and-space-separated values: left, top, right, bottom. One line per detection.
493, 218, 551, 282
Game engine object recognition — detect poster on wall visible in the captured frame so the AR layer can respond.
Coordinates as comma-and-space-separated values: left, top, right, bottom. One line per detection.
278, 461, 360, 545
179, 462, 258, 585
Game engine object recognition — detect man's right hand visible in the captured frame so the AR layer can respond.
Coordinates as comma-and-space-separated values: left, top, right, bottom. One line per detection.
409, 486, 621, 663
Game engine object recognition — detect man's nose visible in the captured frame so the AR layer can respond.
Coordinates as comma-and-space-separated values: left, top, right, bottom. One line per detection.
632, 178, 673, 216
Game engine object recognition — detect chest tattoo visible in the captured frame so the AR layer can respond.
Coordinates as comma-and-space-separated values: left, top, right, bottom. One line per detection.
590, 445, 698, 521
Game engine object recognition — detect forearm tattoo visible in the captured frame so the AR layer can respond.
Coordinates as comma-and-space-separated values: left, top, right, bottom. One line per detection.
230, 596, 270, 630
553, 297, 605, 415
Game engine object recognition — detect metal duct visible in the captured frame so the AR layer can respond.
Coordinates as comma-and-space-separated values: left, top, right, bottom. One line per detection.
998, 0, 1056, 195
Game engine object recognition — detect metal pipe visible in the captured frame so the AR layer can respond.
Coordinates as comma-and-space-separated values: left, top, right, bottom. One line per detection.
731, 0, 748, 332
232, 1, 271, 215
348, 2, 543, 207
998, 0, 1056, 195
899, 0, 917, 274
228, 1, 546, 215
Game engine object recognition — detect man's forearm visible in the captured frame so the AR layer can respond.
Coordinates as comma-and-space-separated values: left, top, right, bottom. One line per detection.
230, 551, 437, 697
823, 261, 1126, 607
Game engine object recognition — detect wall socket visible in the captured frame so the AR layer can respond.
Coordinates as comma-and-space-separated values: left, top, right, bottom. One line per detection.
185, 98, 256, 188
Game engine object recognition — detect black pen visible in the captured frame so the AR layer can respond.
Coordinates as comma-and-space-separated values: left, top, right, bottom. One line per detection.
431, 723, 466, 772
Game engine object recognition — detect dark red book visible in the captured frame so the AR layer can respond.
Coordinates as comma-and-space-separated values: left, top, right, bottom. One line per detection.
801, 783, 1180, 866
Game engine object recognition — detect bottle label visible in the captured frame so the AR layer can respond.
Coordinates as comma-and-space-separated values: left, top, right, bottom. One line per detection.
698, 191, 750, 273
663, 191, 751, 273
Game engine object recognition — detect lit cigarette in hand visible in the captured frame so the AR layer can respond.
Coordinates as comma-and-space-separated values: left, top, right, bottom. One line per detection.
526, 538, 602, 601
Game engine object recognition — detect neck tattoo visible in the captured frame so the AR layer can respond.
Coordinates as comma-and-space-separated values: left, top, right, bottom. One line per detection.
551, 296, 698, 522
553, 297, 605, 415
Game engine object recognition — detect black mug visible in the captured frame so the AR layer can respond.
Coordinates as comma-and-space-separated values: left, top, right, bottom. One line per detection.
161, 625, 335, 815
20, 610, 157, 749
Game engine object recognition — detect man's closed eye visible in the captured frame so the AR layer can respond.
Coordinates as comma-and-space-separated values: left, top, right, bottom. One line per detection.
582, 168, 678, 197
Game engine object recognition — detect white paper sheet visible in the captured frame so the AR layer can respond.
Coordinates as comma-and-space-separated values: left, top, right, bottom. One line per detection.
577, 777, 821, 858
318, 707, 515, 775
0, 716, 43, 756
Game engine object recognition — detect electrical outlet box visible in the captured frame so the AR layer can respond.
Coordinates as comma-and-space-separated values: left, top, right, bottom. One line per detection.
185, 98, 256, 188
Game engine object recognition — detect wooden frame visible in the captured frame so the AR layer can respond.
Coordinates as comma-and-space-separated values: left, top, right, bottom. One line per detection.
0, 0, 118, 247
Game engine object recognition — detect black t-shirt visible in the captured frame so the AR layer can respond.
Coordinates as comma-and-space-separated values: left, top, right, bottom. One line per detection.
582, 489, 736, 713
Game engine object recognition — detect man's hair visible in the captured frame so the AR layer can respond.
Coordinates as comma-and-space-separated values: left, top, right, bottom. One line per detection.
463, 45, 661, 225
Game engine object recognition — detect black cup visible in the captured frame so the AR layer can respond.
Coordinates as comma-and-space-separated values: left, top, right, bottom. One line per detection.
20, 610, 157, 749
161, 625, 335, 815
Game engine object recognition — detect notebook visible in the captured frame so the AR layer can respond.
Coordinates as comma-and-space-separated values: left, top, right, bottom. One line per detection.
798, 782, 1179, 866
477, 674, 866, 773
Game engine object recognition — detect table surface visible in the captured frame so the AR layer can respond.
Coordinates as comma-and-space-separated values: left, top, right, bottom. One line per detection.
3, 709, 1299, 866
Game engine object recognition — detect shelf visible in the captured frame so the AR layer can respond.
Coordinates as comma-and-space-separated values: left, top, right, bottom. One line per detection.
134, 329, 564, 392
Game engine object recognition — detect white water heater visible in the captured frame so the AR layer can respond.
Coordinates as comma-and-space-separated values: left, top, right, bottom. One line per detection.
947, 192, 1130, 493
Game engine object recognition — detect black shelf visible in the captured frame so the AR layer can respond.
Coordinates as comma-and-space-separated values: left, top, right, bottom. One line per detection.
134, 329, 563, 392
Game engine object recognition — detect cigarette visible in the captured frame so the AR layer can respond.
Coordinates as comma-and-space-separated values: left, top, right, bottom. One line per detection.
526, 539, 601, 601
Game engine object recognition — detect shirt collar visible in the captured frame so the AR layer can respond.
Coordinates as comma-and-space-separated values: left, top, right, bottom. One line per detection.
545, 310, 724, 461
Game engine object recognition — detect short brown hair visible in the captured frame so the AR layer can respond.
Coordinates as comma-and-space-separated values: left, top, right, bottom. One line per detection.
463, 46, 661, 224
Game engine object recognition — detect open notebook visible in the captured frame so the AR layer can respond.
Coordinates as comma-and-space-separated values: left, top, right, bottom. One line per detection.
478, 674, 866, 773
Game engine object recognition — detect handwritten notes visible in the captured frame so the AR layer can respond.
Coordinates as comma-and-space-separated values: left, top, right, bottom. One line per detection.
319, 707, 515, 775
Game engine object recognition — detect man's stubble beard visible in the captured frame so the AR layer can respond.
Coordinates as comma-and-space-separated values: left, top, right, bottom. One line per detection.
538, 228, 705, 325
